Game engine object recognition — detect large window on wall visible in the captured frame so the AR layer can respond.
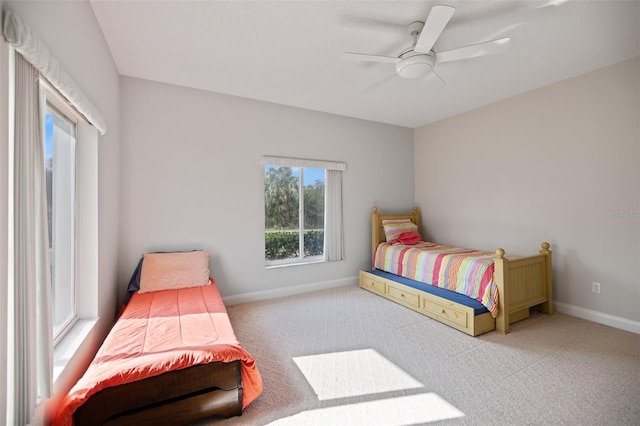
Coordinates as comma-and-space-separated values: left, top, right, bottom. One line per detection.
264, 164, 326, 266
43, 87, 78, 342
3, 12, 106, 419
262, 156, 346, 268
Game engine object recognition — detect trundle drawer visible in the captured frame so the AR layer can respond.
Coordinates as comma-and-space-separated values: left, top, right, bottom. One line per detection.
422, 299, 468, 327
387, 284, 420, 308
359, 272, 386, 295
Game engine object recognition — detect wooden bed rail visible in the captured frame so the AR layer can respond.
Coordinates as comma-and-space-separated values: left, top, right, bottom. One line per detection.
74, 357, 243, 425
494, 242, 553, 334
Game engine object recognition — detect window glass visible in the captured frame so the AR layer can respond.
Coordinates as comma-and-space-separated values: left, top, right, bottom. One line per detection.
302, 168, 325, 258
264, 165, 325, 265
45, 103, 76, 338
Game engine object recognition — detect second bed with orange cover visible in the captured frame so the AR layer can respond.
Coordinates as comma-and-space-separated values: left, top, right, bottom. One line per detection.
53, 280, 262, 425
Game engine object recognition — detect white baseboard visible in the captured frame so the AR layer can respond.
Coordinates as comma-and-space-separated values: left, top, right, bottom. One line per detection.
222, 276, 358, 306
555, 301, 640, 335
224, 283, 640, 335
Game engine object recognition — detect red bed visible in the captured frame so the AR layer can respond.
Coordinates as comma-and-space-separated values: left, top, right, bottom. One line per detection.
53, 279, 262, 425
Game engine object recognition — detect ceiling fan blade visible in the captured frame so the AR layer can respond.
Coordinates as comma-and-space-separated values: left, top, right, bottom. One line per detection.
437, 38, 510, 63
415, 5, 456, 53
341, 52, 398, 63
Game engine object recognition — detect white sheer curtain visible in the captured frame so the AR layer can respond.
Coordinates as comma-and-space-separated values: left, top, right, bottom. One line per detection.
324, 169, 344, 261
10, 51, 53, 425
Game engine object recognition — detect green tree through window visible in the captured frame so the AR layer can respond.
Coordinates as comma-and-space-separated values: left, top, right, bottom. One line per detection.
264, 165, 325, 264
264, 166, 299, 229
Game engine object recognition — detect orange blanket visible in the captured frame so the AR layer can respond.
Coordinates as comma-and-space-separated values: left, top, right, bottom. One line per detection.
53, 280, 262, 425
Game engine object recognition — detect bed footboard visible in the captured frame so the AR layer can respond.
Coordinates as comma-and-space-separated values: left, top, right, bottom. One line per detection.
74, 361, 242, 426
494, 243, 553, 334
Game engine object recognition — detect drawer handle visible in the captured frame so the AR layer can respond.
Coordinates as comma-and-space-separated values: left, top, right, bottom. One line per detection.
401, 293, 405, 298
441, 309, 446, 314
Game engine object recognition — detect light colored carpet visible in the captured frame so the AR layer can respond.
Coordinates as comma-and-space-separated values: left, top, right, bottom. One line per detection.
197, 284, 640, 425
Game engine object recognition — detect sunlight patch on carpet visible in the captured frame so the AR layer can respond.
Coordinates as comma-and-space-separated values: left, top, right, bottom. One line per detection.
265, 393, 465, 425
293, 348, 423, 401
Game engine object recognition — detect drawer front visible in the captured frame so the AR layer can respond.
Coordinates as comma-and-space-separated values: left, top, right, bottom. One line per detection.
422, 299, 468, 327
360, 273, 386, 295
387, 284, 420, 308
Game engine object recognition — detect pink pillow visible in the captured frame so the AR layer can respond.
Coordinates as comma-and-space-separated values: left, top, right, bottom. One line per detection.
396, 231, 423, 245
139, 251, 211, 293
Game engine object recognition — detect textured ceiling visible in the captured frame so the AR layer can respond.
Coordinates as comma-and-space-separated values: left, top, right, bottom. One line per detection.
90, 0, 640, 128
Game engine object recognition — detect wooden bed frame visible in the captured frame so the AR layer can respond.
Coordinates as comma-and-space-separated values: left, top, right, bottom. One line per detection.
361, 207, 553, 335
74, 360, 243, 425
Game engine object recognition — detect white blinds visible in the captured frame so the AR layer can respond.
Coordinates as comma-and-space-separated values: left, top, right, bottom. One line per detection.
11, 51, 53, 425
2, 9, 107, 135
324, 170, 344, 261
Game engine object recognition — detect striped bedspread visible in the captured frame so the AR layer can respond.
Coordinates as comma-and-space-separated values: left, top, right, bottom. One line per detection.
374, 241, 499, 317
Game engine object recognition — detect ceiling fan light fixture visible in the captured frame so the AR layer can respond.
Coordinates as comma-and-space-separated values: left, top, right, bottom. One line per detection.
342, 6, 512, 84
396, 52, 435, 79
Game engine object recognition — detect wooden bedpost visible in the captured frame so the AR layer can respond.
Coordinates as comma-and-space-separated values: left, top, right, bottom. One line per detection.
493, 248, 509, 334
539, 242, 554, 315
371, 207, 379, 264
412, 206, 420, 230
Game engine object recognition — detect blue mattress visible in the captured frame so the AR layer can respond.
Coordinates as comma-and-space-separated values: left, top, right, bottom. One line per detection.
367, 269, 489, 316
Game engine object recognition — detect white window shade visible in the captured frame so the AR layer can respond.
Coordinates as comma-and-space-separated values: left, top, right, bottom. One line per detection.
2, 9, 107, 135
261, 156, 346, 171
324, 169, 344, 261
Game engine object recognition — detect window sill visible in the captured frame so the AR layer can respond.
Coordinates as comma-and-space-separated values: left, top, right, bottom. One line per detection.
265, 258, 326, 270
53, 317, 99, 383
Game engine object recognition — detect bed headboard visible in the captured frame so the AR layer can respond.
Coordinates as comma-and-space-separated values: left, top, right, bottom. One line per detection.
371, 207, 420, 261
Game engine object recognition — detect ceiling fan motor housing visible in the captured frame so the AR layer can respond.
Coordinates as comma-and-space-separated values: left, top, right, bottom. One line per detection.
396, 51, 436, 79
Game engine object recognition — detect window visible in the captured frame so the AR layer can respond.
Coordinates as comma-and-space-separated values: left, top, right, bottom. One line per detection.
3, 14, 106, 419
262, 156, 346, 267
43, 87, 78, 342
40, 79, 99, 382
264, 165, 325, 266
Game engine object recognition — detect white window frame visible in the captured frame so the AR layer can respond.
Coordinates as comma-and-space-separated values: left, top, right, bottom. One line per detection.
261, 156, 346, 268
40, 79, 99, 382
264, 164, 326, 268
40, 80, 80, 344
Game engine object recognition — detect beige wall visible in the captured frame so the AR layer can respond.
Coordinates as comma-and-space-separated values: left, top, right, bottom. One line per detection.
415, 57, 640, 327
118, 76, 414, 302
2, 1, 121, 424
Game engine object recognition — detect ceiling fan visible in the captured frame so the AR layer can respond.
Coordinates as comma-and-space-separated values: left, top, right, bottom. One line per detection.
342, 5, 511, 81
